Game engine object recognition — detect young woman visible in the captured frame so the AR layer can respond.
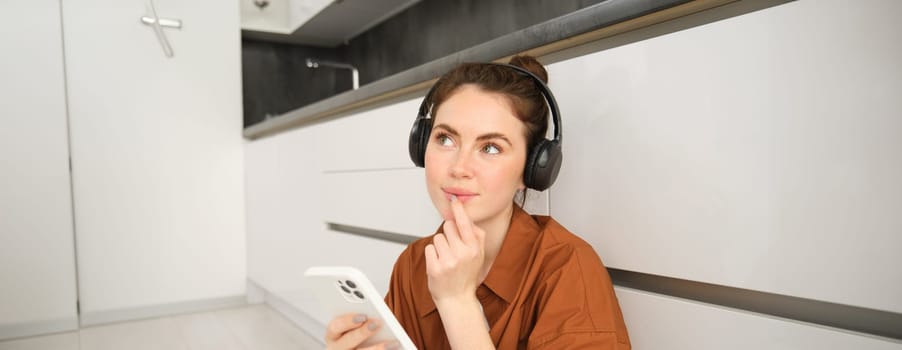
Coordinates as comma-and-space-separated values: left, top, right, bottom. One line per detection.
324, 56, 630, 350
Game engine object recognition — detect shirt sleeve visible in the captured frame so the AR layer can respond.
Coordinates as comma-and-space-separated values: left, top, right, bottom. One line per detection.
527, 244, 631, 350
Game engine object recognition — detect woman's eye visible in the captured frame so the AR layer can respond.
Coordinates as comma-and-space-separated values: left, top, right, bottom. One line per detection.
482, 144, 501, 155
437, 134, 454, 146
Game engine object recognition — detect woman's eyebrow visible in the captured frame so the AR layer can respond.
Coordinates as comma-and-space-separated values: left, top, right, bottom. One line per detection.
476, 133, 512, 146
434, 123, 513, 146
433, 123, 459, 136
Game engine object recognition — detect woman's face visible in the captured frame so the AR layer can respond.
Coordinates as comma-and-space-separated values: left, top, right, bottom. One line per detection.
425, 84, 527, 226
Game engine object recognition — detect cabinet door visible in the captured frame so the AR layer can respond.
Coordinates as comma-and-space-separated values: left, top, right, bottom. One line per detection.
62, 0, 246, 322
0, 0, 79, 340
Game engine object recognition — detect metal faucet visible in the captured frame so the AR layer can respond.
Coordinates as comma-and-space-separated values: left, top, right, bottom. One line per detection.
305, 58, 359, 90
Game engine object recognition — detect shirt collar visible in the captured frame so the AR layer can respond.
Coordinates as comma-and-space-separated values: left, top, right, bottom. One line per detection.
418, 205, 542, 318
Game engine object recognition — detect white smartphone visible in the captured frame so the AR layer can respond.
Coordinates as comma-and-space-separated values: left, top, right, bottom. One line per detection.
303, 266, 417, 350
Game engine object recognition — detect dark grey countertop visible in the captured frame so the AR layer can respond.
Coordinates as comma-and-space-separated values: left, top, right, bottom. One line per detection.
243, 0, 700, 139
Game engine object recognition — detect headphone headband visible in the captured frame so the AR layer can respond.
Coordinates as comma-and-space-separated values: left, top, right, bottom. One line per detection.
416, 63, 562, 144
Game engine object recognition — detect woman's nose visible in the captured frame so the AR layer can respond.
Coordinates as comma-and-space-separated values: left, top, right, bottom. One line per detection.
450, 152, 474, 179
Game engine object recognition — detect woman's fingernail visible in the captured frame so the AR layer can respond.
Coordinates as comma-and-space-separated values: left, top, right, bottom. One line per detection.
368, 321, 379, 331
450, 194, 457, 202
353, 314, 367, 323
386, 340, 401, 350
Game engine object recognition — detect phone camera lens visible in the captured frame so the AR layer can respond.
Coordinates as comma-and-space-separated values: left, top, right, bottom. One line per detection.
340, 285, 351, 293
345, 280, 357, 288
354, 291, 365, 300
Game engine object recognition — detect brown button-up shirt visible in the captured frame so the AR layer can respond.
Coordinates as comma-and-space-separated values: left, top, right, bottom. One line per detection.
385, 206, 631, 349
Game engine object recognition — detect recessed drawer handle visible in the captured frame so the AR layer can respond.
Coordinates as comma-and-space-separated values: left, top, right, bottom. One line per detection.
140, 16, 182, 29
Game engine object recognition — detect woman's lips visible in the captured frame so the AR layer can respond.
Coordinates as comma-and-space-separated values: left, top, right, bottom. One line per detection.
442, 188, 478, 203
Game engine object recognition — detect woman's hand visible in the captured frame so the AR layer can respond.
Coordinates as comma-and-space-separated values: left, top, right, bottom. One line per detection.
424, 196, 496, 349
424, 195, 486, 304
324, 313, 399, 350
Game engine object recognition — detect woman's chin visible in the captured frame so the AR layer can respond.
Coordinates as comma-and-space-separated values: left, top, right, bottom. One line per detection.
439, 207, 453, 221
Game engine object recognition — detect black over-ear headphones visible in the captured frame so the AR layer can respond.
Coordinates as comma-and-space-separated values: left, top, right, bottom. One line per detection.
408, 63, 563, 191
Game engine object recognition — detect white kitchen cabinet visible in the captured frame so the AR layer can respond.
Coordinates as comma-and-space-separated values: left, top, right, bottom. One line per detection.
62, 0, 247, 324
549, 0, 902, 314
317, 97, 422, 173
245, 121, 409, 340
312, 98, 441, 237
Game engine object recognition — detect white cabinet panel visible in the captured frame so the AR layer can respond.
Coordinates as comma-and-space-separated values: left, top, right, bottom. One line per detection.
322, 169, 549, 236
246, 130, 308, 294
616, 287, 901, 350
0, 0, 78, 339
277, 232, 406, 318
63, 0, 246, 315
550, 0, 902, 313
246, 124, 406, 329
323, 169, 441, 238
318, 97, 424, 172
245, 125, 343, 294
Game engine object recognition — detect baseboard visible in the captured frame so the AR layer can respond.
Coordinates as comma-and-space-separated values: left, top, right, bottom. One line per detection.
246, 278, 266, 304
247, 279, 326, 347
0, 316, 79, 341
79, 295, 247, 327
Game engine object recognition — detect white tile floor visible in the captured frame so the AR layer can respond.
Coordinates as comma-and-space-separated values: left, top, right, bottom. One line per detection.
0, 304, 323, 350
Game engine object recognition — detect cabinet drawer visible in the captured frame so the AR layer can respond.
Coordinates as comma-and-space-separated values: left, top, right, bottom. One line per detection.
323, 168, 441, 238
319, 97, 424, 172
615, 287, 900, 349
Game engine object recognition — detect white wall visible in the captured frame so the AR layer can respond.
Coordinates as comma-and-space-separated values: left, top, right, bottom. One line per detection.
62, 0, 247, 321
245, 0, 902, 347
0, 0, 80, 340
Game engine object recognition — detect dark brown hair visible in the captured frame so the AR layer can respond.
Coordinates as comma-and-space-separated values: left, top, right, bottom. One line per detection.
429, 55, 550, 155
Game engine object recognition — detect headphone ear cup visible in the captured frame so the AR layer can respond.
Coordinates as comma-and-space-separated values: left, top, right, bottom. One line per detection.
408, 116, 433, 167
523, 140, 563, 191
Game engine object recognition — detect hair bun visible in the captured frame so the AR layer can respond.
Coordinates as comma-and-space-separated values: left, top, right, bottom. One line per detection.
508, 55, 548, 84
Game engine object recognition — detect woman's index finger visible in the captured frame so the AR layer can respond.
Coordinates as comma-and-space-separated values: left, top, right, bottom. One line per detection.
449, 195, 476, 245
